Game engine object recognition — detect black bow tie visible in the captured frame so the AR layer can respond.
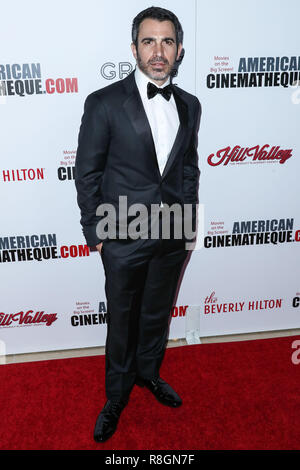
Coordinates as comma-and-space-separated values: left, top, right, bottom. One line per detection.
147, 82, 173, 101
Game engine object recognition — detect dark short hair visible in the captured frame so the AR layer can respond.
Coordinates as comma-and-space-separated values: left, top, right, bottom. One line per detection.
131, 6, 184, 47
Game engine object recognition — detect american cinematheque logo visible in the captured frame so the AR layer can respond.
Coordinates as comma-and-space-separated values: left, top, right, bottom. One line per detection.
71, 301, 189, 327
207, 55, 300, 89
292, 294, 300, 308
205, 218, 300, 248
0, 234, 89, 263
0, 62, 78, 97
57, 150, 76, 181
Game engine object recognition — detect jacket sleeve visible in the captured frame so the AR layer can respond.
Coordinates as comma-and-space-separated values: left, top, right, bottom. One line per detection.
75, 92, 110, 248
183, 98, 201, 238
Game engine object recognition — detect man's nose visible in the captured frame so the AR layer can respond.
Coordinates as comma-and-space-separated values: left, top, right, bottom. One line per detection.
153, 41, 164, 56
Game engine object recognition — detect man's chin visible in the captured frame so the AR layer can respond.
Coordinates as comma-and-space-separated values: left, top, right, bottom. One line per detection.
151, 75, 168, 82
146, 69, 170, 82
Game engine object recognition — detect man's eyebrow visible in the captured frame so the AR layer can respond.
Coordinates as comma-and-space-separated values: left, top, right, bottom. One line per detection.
141, 36, 175, 42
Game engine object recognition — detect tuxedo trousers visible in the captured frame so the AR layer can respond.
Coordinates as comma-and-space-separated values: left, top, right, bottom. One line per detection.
100, 234, 189, 401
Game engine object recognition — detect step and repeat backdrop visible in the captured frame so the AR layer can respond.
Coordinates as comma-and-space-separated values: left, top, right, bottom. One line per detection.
0, 0, 299, 354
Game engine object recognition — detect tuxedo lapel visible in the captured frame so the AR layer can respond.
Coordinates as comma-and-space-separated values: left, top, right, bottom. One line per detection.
122, 75, 160, 178
122, 71, 189, 180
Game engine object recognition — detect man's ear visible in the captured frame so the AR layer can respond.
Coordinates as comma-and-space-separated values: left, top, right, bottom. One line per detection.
131, 43, 137, 61
176, 43, 183, 61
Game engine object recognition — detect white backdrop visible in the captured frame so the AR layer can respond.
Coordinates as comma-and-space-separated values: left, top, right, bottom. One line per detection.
0, 0, 299, 354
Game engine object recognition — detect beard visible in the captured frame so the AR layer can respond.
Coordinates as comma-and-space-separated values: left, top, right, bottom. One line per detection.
136, 50, 175, 83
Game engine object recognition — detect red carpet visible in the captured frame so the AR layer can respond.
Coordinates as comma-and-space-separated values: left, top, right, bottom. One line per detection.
1, 335, 300, 450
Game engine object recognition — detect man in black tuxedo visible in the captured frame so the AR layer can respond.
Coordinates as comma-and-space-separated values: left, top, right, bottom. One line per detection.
75, 6, 201, 442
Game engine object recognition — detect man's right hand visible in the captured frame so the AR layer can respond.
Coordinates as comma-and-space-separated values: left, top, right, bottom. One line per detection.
96, 242, 103, 254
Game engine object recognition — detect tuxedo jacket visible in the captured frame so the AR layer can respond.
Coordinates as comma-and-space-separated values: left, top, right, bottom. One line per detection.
75, 69, 201, 250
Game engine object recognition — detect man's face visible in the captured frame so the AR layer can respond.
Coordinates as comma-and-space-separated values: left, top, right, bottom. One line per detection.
131, 18, 183, 85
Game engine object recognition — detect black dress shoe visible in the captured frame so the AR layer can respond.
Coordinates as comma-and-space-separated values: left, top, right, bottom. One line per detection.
136, 376, 182, 407
94, 399, 127, 442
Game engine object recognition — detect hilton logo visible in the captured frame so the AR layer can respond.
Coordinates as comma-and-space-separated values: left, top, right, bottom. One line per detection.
2, 168, 44, 182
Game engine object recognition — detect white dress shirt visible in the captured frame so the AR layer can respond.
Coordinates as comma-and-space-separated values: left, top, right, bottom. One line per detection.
134, 66, 180, 180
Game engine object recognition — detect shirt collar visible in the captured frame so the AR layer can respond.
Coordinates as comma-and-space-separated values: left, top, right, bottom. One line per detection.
134, 65, 171, 99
